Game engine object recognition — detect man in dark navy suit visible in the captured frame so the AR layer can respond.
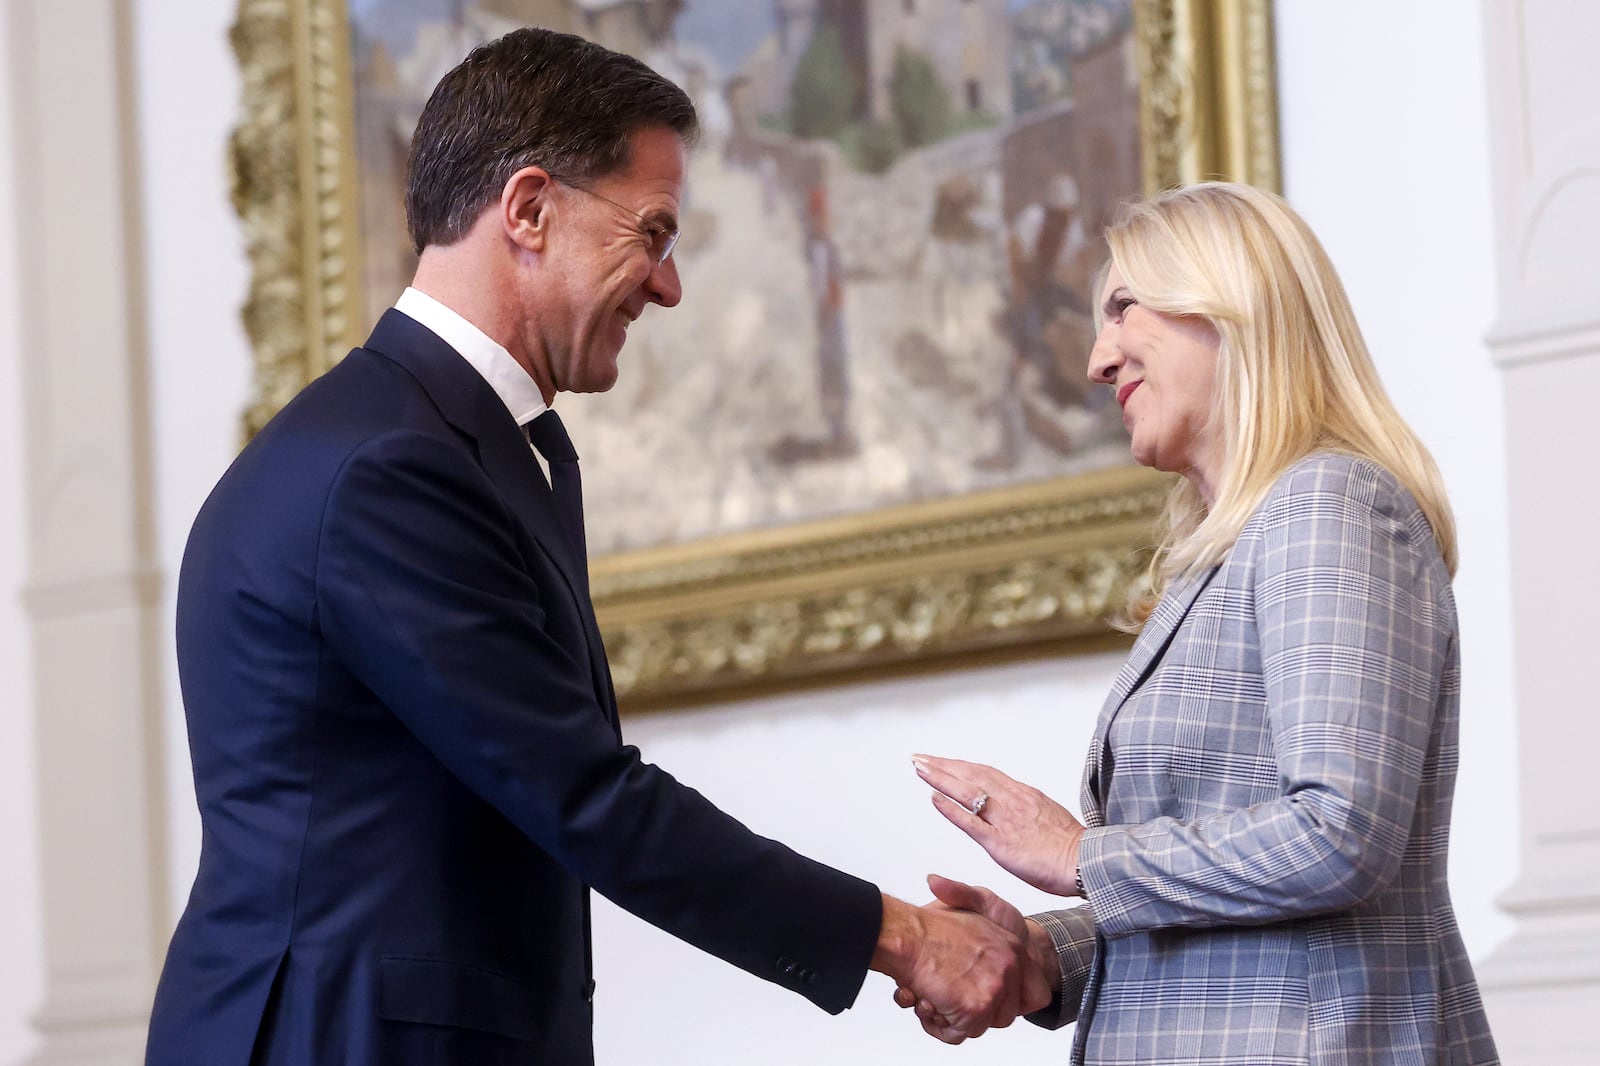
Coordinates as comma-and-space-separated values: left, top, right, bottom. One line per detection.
146, 27, 1046, 1065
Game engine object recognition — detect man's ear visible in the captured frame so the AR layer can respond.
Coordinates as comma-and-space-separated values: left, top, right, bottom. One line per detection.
500, 166, 554, 253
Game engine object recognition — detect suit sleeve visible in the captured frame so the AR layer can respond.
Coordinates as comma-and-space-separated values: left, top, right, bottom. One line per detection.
1079, 458, 1451, 938
314, 429, 882, 1011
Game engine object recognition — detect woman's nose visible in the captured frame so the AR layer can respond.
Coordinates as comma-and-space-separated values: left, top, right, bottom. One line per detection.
1087, 329, 1120, 385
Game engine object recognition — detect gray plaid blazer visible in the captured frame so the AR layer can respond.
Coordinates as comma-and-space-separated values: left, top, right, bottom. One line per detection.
1030, 453, 1498, 1065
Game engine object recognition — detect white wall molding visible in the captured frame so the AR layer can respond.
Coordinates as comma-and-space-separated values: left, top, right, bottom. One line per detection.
9, 0, 169, 1062
1479, 0, 1600, 362
21, 568, 164, 621
1487, 313, 1600, 367
1476, 0, 1600, 1058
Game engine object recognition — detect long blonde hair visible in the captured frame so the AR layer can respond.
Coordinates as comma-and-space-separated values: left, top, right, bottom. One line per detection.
1108, 183, 1456, 611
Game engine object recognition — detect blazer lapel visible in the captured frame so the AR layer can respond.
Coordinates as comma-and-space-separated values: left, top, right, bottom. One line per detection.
363, 311, 620, 732
1084, 563, 1220, 812
1109, 564, 1219, 705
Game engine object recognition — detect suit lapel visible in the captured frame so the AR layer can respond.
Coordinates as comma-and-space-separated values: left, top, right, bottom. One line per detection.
478, 413, 625, 738
1085, 563, 1220, 812
363, 311, 620, 733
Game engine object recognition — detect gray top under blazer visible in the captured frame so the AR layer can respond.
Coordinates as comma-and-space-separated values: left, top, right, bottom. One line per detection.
1031, 452, 1499, 1066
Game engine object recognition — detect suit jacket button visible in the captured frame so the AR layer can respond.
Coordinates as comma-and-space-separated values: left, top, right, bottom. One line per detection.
775, 956, 793, 973
803, 969, 819, 985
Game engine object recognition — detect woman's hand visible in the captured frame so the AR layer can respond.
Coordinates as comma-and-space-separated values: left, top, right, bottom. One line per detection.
912, 755, 1085, 897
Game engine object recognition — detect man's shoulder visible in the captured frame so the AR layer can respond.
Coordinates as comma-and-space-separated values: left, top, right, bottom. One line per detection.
208, 346, 448, 516
257, 345, 438, 442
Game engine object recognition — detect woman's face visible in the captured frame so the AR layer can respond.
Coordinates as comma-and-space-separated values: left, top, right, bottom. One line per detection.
1087, 263, 1224, 500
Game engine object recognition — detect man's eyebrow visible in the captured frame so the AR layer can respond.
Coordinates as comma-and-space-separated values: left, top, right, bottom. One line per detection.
641, 207, 679, 231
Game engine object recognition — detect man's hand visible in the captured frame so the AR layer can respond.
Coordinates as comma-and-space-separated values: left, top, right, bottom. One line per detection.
870, 889, 1052, 1044
891, 876, 1061, 1043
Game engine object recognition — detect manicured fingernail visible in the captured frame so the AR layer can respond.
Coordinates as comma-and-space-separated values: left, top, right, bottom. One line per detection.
910, 755, 929, 772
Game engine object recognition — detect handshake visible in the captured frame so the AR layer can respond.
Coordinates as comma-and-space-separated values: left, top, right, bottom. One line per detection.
872, 874, 1061, 1044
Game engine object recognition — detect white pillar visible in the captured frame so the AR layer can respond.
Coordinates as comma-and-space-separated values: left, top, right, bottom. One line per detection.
9, 0, 169, 1061
1475, 2, 1600, 1061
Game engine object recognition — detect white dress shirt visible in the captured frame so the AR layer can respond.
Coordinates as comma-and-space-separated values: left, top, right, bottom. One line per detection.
394, 287, 548, 425
394, 287, 555, 480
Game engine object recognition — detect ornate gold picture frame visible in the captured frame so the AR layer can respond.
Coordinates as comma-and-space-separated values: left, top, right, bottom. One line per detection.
228, 0, 1278, 708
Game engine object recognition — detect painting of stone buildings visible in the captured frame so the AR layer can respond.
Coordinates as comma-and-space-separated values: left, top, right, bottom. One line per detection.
348, 0, 1141, 556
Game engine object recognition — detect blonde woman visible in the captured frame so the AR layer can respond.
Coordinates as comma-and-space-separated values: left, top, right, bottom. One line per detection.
906, 183, 1499, 1065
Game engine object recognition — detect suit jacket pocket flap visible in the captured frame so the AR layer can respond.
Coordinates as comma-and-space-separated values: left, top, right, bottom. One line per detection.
378, 955, 541, 1041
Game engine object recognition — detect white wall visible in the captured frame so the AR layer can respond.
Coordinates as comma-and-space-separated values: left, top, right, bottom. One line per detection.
0, 2, 1519, 1064
0, 2, 43, 1061
593, 655, 1120, 1064
133, 0, 253, 921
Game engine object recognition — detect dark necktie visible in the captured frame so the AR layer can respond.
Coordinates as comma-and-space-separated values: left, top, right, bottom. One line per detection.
525, 410, 587, 576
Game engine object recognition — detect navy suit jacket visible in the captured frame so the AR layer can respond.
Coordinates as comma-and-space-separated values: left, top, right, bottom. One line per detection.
146, 311, 882, 1065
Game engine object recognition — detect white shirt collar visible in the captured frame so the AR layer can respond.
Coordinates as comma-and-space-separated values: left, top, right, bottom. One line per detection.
394, 286, 549, 427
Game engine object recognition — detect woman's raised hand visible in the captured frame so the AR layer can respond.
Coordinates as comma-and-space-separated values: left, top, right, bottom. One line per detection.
912, 754, 1086, 897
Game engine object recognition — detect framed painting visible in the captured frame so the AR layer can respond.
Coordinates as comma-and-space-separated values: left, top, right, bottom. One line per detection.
228, 0, 1279, 707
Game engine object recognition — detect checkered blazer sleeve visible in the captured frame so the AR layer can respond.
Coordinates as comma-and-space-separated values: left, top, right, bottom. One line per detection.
1080, 456, 1452, 938
1022, 906, 1097, 1031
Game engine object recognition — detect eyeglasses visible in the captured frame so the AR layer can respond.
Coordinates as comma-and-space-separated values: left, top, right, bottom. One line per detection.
551, 176, 680, 265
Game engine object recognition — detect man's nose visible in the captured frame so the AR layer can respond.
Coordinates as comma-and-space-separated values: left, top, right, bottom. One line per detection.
645, 255, 681, 308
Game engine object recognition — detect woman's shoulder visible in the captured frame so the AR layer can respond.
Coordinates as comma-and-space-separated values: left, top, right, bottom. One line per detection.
1263, 450, 1414, 515
1238, 452, 1454, 619
1245, 452, 1438, 570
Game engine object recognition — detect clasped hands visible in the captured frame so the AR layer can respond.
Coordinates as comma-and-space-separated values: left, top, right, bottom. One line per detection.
878, 755, 1088, 1044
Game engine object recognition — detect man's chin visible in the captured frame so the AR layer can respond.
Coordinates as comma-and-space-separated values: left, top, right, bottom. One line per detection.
568, 362, 621, 395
